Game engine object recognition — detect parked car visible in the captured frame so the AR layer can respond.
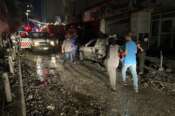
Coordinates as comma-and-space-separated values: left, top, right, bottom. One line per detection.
79, 39, 107, 62
30, 32, 59, 52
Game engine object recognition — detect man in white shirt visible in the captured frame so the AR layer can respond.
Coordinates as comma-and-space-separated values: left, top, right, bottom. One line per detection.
62, 34, 73, 62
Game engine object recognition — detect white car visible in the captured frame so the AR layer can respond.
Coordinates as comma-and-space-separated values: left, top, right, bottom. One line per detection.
30, 32, 59, 52
79, 39, 107, 62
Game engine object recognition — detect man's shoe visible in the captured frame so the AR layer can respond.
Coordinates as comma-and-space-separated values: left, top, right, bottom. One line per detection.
135, 88, 139, 93
111, 87, 116, 92
122, 81, 128, 86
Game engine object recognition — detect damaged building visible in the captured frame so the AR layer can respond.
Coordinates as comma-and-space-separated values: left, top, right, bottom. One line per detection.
70, 0, 175, 52
32, 0, 175, 52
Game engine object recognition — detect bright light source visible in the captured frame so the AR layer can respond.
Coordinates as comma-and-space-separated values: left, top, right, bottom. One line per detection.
25, 12, 29, 16
50, 41, 55, 46
34, 42, 39, 46
43, 47, 49, 50
27, 10, 31, 13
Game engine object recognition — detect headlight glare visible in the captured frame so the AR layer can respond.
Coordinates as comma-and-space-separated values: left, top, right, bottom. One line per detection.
34, 42, 39, 46
50, 41, 55, 46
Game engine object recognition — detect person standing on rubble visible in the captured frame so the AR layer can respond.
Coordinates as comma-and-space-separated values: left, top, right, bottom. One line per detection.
106, 38, 120, 91
137, 34, 149, 75
122, 32, 139, 93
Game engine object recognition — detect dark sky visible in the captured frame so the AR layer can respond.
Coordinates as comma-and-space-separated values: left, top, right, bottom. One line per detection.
18, 0, 42, 19
31, 0, 42, 19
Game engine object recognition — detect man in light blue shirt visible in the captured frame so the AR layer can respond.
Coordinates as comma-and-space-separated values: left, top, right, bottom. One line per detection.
122, 33, 139, 93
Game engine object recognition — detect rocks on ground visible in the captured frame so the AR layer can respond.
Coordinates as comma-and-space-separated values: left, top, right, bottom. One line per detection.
141, 61, 175, 95
21, 58, 107, 116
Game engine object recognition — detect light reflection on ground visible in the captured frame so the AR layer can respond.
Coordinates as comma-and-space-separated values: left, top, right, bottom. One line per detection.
35, 55, 58, 86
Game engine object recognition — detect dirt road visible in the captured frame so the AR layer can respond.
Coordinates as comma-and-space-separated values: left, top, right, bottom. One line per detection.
21, 53, 175, 116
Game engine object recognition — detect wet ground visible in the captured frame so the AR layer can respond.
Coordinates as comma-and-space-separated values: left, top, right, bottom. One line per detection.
20, 52, 175, 116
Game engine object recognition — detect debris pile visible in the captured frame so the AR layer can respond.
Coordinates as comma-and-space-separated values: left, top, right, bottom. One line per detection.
141, 61, 175, 95
21, 59, 106, 116
0, 60, 21, 116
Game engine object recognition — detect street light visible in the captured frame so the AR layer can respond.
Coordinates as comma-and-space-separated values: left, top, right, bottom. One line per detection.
25, 3, 32, 22
26, 10, 31, 13
25, 9, 31, 22
25, 12, 29, 21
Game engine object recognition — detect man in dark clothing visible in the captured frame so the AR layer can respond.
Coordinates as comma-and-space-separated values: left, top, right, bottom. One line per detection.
137, 34, 149, 75
71, 32, 78, 63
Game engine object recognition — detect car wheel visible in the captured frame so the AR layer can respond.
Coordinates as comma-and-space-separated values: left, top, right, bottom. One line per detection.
79, 52, 84, 61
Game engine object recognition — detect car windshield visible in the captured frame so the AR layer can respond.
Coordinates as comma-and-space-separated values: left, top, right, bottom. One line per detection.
29, 32, 48, 38
87, 40, 97, 47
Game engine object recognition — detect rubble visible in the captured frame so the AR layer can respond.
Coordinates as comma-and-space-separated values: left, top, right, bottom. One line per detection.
141, 61, 175, 95
20, 58, 106, 116
1, 54, 175, 116
0, 58, 21, 116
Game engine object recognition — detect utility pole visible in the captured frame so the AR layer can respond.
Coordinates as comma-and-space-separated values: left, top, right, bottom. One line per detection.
43, 0, 47, 22
25, 4, 32, 23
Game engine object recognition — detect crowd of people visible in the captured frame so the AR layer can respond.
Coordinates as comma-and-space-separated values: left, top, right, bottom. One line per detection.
107, 32, 148, 93
61, 29, 148, 93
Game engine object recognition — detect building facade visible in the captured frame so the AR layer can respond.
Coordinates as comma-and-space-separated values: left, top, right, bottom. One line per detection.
38, 0, 175, 50
75, 0, 175, 50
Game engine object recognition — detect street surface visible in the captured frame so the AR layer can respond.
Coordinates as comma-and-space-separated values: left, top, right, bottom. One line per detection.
21, 52, 175, 116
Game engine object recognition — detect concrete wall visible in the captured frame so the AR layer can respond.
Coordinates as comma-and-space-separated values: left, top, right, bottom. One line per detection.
131, 10, 151, 38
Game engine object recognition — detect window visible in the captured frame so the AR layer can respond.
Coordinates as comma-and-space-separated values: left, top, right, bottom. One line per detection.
149, 36, 158, 48
161, 20, 172, 33
151, 21, 159, 36
88, 40, 97, 47
160, 34, 171, 49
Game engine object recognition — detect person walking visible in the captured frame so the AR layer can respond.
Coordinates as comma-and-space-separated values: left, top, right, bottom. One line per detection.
106, 39, 120, 91
122, 33, 139, 93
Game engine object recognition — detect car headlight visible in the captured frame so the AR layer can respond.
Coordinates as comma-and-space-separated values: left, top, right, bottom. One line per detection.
34, 42, 39, 46
50, 41, 55, 46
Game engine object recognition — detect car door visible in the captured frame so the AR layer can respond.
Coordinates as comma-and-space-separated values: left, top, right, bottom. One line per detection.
94, 39, 107, 59
83, 40, 97, 59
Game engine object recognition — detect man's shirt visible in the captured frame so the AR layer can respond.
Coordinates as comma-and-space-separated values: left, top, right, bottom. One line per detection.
62, 39, 72, 52
106, 45, 119, 68
71, 35, 78, 48
124, 40, 137, 65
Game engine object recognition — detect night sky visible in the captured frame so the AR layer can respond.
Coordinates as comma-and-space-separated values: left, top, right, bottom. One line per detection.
18, 0, 43, 19
31, 0, 42, 19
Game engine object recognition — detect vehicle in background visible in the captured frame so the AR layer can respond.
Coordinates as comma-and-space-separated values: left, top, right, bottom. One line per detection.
79, 34, 124, 64
30, 32, 59, 52
17, 31, 32, 49
79, 39, 107, 63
